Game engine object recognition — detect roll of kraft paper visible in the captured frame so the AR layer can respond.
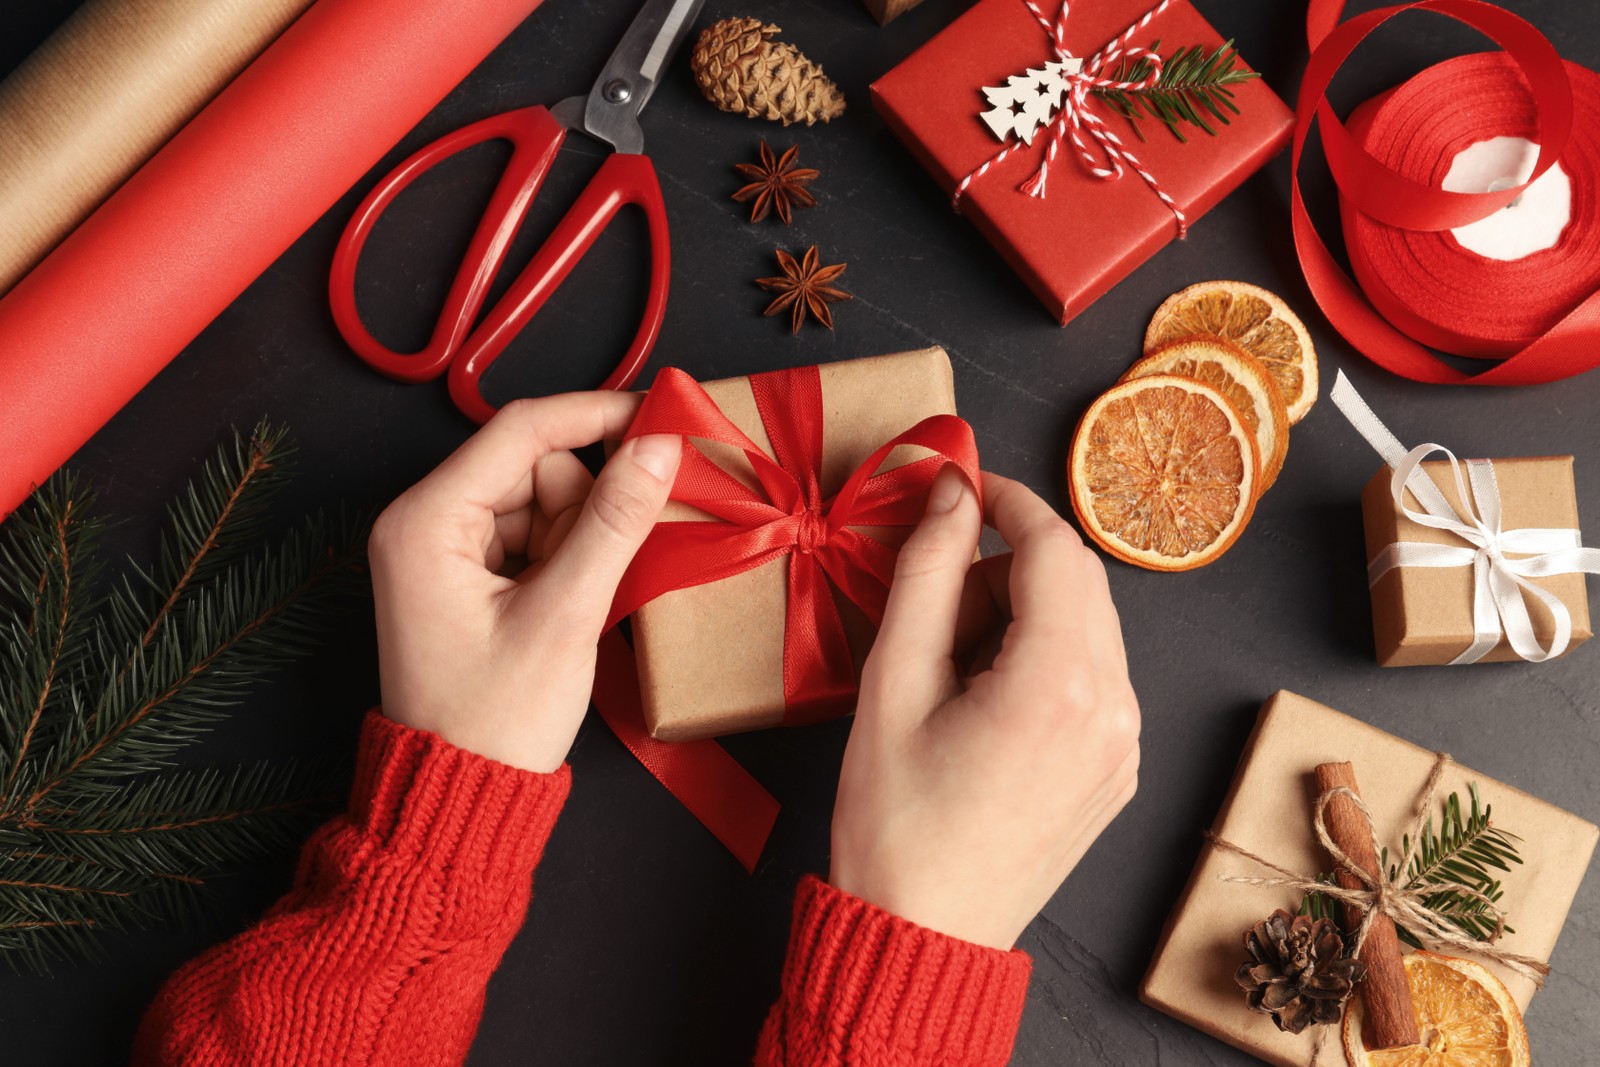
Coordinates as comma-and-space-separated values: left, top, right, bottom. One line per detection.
0, 0, 315, 296
1292, 0, 1600, 385
0, 0, 544, 516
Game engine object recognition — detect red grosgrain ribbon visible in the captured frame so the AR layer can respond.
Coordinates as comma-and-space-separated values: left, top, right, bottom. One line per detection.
1294, 0, 1600, 384
590, 364, 980, 870
952, 0, 1189, 235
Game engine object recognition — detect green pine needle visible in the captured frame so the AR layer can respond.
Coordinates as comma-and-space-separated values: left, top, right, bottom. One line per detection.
1297, 783, 1523, 950
1092, 40, 1259, 144
0, 422, 367, 972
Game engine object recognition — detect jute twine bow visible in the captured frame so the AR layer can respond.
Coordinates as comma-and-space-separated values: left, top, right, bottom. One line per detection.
952, 0, 1189, 235
1206, 753, 1550, 987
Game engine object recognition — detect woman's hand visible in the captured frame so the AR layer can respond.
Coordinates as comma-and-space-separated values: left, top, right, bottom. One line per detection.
368, 394, 682, 773
830, 469, 1140, 950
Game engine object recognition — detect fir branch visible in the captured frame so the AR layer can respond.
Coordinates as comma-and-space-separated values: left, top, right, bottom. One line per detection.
0, 477, 107, 789
1093, 40, 1259, 143
0, 425, 365, 972
1382, 783, 1522, 948
27, 513, 367, 801
135, 421, 291, 648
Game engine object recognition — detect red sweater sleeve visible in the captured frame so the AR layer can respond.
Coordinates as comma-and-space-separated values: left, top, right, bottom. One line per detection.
132, 710, 570, 1067
755, 875, 1033, 1066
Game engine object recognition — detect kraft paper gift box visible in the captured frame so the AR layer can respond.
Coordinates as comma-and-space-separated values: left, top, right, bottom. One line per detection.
870, 0, 1292, 324
1362, 457, 1593, 666
631, 347, 960, 742
1141, 690, 1598, 1067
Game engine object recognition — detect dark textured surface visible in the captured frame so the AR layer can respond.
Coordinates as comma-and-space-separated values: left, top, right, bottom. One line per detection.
3, 1, 1598, 1063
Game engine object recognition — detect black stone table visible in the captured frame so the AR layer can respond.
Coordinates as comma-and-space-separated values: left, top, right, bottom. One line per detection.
3, 1, 1597, 1063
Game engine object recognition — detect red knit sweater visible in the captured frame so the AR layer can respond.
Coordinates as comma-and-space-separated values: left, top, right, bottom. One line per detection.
133, 711, 1032, 1065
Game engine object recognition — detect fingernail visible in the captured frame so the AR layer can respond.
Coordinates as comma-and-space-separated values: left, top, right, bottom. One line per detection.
631, 433, 682, 483
927, 465, 968, 514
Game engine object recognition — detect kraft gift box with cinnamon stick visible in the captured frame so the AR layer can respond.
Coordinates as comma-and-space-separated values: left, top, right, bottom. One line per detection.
1141, 690, 1597, 1067
1362, 457, 1593, 666
631, 347, 961, 742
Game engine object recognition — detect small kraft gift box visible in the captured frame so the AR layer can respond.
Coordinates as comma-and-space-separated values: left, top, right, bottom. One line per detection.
622, 347, 974, 742
1141, 690, 1598, 1067
1334, 372, 1598, 667
870, 0, 1292, 324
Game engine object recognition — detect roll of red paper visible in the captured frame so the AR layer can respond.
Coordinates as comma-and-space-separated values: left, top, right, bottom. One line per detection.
1292, 0, 1600, 385
0, 0, 544, 516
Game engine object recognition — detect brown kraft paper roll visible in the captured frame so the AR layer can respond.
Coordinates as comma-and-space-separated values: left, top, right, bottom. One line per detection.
0, 0, 313, 295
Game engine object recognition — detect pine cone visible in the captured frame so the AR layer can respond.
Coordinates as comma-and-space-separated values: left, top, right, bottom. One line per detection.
1235, 910, 1366, 1034
689, 17, 845, 127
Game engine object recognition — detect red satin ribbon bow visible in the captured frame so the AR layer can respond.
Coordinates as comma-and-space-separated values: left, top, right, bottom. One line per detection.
590, 364, 982, 871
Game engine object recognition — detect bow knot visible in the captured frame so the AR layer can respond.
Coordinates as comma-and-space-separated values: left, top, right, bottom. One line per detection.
793, 506, 829, 555
1333, 372, 1600, 664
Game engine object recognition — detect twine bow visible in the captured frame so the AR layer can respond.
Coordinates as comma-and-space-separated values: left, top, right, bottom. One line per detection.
1207, 752, 1550, 987
1332, 371, 1600, 664
952, 0, 1189, 236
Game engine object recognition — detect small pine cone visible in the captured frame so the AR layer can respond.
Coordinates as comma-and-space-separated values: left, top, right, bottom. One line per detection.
689, 16, 846, 127
1235, 910, 1366, 1034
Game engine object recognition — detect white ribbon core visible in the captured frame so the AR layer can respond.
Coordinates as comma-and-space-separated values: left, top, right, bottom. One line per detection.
1331, 372, 1600, 664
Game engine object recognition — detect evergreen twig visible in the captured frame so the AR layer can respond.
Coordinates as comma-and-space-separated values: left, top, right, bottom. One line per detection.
0, 423, 367, 972
1093, 39, 1259, 143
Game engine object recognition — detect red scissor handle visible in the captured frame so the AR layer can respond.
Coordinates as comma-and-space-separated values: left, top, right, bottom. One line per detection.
330, 104, 670, 423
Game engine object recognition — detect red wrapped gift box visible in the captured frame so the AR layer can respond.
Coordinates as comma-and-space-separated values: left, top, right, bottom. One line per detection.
871, 0, 1293, 324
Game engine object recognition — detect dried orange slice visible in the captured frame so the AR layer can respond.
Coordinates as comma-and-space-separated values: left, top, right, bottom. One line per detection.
1122, 336, 1290, 492
1068, 374, 1258, 571
1343, 952, 1530, 1067
1145, 280, 1319, 425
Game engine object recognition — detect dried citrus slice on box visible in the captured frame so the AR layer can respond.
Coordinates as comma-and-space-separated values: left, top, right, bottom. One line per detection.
1068, 374, 1258, 571
1343, 952, 1530, 1067
1145, 280, 1319, 424
1121, 336, 1290, 492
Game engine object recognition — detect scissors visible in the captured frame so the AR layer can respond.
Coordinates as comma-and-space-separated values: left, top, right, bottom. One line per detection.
329, 0, 704, 424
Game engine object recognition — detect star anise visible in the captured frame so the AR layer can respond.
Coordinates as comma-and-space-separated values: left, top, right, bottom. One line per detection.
756, 245, 852, 333
732, 141, 819, 224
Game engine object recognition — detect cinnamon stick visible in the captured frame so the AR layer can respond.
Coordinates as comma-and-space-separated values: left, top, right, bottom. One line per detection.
1314, 762, 1420, 1050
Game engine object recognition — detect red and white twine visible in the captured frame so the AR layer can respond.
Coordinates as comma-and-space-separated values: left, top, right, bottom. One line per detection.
952, 0, 1189, 237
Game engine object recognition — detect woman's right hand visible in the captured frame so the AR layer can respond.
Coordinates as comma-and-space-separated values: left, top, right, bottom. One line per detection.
829, 470, 1140, 951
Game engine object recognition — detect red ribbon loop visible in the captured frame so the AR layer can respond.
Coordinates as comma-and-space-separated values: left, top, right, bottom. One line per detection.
594, 363, 982, 869
1294, 0, 1600, 384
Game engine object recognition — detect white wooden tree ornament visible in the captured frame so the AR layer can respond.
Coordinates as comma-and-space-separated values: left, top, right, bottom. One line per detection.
978, 57, 1084, 145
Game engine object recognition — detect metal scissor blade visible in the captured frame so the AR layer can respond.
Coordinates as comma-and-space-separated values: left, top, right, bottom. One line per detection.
567, 0, 707, 154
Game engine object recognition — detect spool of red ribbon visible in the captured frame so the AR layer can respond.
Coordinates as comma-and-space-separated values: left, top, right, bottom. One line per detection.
1295, 0, 1600, 385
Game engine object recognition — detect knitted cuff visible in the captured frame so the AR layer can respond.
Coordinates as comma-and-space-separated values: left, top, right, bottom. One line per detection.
345, 709, 571, 932
765, 875, 1033, 1066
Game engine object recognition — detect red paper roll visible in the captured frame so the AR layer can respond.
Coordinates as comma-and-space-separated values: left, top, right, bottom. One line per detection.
0, 0, 544, 516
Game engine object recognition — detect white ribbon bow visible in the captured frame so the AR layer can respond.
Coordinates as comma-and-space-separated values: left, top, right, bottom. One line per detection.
1332, 371, 1600, 664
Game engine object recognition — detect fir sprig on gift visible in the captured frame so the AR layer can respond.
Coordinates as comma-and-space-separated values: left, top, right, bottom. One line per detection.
1094, 40, 1259, 143
1299, 784, 1523, 949
0, 423, 368, 972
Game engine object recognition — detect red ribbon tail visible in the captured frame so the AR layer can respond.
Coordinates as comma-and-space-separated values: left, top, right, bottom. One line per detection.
592, 630, 779, 873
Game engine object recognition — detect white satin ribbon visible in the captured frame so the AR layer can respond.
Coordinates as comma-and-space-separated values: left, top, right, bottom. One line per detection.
1331, 371, 1600, 664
